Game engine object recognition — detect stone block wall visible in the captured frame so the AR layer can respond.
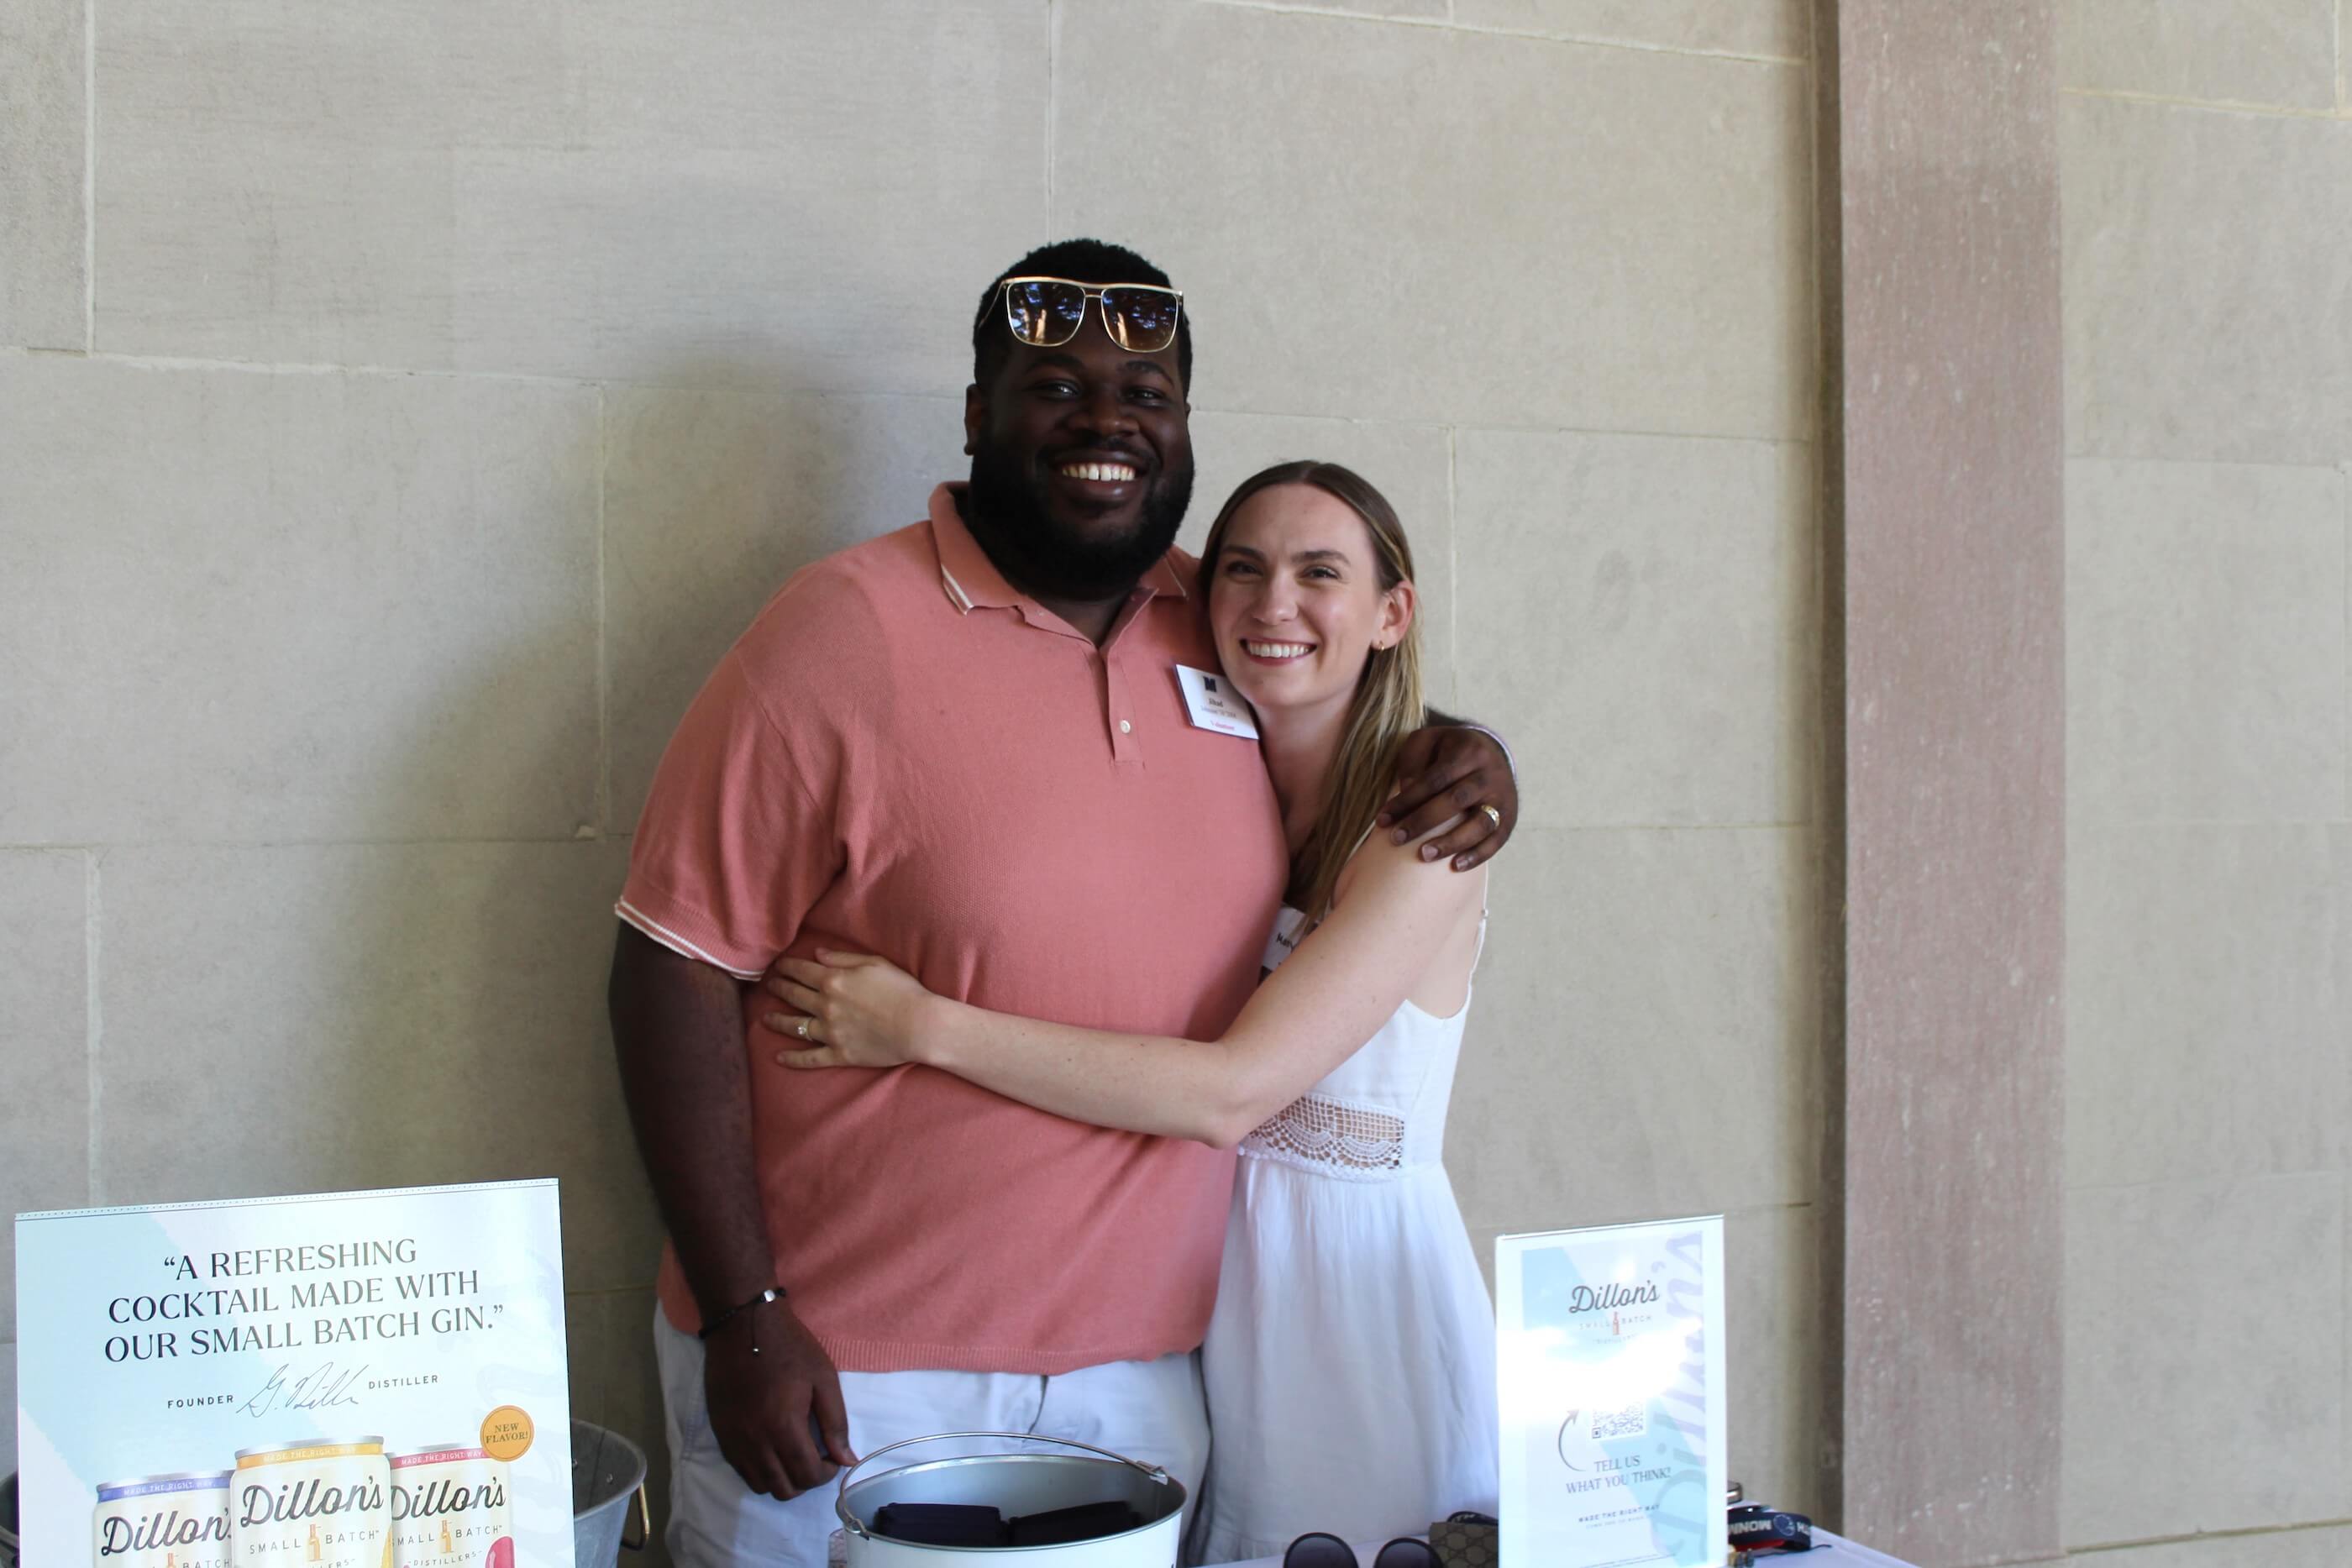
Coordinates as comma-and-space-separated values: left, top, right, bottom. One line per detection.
0, 0, 1821, 1545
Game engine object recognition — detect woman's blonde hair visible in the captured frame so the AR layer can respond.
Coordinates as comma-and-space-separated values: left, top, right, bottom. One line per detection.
1199, 461, 1425, 925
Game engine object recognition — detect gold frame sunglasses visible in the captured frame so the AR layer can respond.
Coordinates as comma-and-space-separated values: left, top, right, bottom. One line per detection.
994, 275, 1185, 354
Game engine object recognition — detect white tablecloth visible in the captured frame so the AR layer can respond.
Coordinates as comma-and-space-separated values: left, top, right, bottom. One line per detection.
1199, 1526, 1919, 1568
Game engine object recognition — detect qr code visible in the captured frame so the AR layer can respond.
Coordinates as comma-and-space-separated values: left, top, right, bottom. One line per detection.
1590, 1403, 1646, 1441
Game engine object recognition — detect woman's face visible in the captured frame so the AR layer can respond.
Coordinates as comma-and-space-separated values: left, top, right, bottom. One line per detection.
1207, 484, 1414, 722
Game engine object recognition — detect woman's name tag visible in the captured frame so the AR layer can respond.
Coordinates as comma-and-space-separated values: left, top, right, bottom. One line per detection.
1175, 663, 1260, 739
1261, 905, 1310, 972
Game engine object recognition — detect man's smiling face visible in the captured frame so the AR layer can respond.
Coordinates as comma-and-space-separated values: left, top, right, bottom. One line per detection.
961, 306, 1194, 603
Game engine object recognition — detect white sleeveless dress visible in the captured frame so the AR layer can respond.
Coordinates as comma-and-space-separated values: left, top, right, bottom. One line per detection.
1189, 906, 1501, 1565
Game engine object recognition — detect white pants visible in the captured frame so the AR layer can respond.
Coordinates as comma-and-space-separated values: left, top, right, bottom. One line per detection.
654, 1309, 1210, 1567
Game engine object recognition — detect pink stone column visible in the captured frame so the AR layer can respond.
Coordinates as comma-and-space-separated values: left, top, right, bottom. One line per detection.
1813, 3, 2066, 1563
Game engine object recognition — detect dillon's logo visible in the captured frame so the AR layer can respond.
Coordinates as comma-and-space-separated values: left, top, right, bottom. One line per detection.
97, 1510, 230, 1556
238, 1476, 386, 1529
391, 1475, 507, 1521
1566, 1282, 1658, 1314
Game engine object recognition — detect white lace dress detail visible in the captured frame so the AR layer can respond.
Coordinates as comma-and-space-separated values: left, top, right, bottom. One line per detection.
1241, 1092, 1407, 1177
1190, 902, 1498, 1566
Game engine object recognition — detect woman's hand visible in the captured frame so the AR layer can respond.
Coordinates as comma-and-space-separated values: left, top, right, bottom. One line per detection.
756, 951, 937, 1070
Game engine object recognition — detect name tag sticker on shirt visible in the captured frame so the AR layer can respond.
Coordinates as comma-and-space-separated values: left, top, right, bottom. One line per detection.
1176, 663, 1261, 740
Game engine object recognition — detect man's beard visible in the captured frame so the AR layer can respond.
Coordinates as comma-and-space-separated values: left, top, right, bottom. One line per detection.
963, 445, 1193, 602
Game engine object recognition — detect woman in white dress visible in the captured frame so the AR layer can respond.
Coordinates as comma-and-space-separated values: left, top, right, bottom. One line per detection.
758, 461, 1499, 1561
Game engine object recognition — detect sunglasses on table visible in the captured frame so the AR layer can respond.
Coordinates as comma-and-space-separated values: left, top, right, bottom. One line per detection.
993, 275, 1185, 354
1284, 1532, 1440, 1568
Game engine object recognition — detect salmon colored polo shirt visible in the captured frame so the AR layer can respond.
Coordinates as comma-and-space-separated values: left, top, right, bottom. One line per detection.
618, 483, 1287, 1375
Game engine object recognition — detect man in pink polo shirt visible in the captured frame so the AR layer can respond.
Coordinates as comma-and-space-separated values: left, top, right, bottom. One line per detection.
608, 239, 1517, 1566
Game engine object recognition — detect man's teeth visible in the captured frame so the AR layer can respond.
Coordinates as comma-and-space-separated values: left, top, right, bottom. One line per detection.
1058, 461, 1137, 482
1245, 641, 1314, 658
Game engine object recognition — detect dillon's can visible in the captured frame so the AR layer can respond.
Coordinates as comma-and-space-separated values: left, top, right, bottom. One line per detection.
387, 1447, 511, 1568
230, 1440, 391, 1568
92, 1471, 233, 1568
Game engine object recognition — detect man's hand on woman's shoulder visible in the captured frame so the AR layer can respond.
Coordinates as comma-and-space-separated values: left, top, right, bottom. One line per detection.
1380, 718, 1517, 870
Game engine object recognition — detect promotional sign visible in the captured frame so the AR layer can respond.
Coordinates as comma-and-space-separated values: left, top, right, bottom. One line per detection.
15, 1180, 572, 1568
1495, 1215, 1727, 1568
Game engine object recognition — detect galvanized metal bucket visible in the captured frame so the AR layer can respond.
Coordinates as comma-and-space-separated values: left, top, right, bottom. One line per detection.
571, 1418, 652, 1565
835, 1432, 1184, 1566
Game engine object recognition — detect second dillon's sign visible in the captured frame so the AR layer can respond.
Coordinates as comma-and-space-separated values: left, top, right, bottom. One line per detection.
1495, 1215, 1728, 1568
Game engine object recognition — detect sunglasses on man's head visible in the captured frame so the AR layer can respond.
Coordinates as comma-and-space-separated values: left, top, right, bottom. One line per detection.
995, 275, 1184, 354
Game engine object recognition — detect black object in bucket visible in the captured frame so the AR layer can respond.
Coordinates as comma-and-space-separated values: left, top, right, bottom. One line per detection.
871, 1497, 1145, 1549
1008, 1500, 1144, 1546
874, 1502, 1010, 1546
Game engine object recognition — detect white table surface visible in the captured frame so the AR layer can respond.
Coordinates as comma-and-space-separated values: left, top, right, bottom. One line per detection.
1199, 1526, 1919, 1568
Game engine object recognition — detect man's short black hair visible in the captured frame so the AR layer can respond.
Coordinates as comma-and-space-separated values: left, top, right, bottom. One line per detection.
972, 239, 1193, 394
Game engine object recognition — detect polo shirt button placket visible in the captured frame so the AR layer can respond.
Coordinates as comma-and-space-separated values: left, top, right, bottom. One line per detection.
1102, 652, 1142, 766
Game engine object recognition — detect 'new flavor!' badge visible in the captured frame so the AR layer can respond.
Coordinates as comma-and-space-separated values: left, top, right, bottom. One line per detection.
1175, 664, 1260, 739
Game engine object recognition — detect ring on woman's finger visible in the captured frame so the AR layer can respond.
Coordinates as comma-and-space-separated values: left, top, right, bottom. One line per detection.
1479, 803, 1501, 827
795, 1017, 811, 1041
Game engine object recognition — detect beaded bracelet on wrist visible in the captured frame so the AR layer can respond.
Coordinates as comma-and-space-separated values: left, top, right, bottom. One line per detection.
696, 1284, 787, 1342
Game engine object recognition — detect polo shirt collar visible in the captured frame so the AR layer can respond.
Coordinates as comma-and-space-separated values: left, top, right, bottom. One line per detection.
928, 483, 1188, 624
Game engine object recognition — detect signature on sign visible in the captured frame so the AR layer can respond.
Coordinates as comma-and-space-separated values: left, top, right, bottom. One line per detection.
239, 1361, 368, 1419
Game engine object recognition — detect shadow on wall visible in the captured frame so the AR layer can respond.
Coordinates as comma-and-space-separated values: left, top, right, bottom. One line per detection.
328, 352, 967, 1564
